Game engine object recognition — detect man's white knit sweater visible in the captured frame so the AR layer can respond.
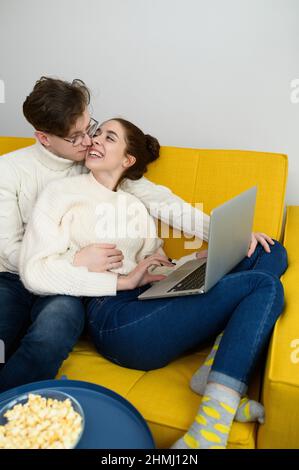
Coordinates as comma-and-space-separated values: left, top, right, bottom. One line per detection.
0, 141, 210, 274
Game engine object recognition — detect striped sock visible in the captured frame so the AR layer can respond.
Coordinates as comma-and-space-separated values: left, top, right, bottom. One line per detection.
171, 383, 240, 449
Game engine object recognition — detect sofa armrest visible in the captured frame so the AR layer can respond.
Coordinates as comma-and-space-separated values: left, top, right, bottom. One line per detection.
258, 206, 299, 448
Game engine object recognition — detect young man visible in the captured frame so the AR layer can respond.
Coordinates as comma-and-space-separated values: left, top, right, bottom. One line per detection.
0, 77, 210, 392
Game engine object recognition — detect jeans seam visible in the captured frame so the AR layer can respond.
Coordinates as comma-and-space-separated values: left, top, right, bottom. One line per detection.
242, 276, 279, 383
250, 247, 264, 270
217, 269, 269, 285
97, 302, 170, 335
95, 297, 108, 306
74, 315, 86, 339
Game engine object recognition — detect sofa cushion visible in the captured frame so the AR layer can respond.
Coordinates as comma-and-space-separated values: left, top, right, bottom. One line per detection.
58, 339, 259, 449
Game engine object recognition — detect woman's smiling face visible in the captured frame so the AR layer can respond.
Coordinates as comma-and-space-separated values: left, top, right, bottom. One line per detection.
85, 119, 128, 172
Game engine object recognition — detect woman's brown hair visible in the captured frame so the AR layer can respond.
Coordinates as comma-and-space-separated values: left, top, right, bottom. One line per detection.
111, 118, 160, 187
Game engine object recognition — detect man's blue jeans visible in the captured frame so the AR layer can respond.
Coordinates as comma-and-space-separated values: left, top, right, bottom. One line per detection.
0, 273, 85, 393
86, 241, 288, 395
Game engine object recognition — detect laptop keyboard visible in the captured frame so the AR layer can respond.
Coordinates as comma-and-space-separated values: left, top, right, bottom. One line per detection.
167, 263, 206, 293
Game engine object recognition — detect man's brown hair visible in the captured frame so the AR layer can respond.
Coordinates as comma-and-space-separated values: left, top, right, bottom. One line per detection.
23, 77, 90, 137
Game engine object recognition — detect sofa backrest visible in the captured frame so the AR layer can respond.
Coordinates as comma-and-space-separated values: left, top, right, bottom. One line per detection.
146, 147, 288, 257
0, 136, 35, 155
0, 137, 288, 258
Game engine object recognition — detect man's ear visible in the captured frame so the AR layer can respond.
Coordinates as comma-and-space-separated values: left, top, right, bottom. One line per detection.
34, 131, 51, 147
123, 154, 136, 169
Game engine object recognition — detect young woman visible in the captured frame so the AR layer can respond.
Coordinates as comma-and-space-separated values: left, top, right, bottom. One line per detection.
19, 118, 287, 449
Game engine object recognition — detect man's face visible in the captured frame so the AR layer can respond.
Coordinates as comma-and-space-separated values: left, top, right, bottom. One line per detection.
37, 109, 93, 162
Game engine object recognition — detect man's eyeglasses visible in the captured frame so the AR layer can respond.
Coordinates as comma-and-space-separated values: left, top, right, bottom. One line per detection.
63, 118, 99, 147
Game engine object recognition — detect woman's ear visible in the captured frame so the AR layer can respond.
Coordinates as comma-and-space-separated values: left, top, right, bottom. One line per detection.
123, 154, 136, 169
34, 131, 51, 147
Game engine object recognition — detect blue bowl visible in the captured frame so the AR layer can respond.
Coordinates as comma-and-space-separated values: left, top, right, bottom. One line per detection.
0, 389, 85, 449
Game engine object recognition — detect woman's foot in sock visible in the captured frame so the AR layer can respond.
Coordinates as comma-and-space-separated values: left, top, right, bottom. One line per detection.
171, 383, 240, 449
236, 396, 265, 424
191, 363, 265, 423
190, 332, 265, 424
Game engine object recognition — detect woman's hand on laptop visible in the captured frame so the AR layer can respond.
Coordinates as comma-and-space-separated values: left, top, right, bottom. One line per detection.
117, 254, 173, 291
247, 232, 275, 258
73, 243, 124, 272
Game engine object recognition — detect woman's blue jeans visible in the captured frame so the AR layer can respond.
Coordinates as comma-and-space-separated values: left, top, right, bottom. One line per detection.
86, 240, 288, 395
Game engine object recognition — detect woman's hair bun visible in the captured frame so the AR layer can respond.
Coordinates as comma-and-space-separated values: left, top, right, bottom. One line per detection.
145, 134, 160, 162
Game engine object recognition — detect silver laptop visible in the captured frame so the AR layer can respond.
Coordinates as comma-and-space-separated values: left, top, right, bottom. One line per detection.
138, 186, 257, 300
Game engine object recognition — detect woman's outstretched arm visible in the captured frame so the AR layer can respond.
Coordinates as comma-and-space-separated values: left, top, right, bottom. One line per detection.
120, 177, 210, 242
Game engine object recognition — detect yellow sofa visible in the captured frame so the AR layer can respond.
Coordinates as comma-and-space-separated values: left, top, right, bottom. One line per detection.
1, 136, 295, 449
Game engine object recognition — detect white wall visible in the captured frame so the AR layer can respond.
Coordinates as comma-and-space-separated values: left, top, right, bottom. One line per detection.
0, 0, 298, 203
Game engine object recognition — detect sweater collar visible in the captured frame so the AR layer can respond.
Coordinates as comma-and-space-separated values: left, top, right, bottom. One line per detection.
34, 141, 78, 171
87, 171, 121, 196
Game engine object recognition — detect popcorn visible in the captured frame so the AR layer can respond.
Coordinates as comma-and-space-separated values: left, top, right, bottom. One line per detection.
0, 393, 83, 449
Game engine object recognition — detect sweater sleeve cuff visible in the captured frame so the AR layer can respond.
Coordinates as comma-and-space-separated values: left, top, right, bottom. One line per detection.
63, 247, 78, 265
172, 251, 198, 267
